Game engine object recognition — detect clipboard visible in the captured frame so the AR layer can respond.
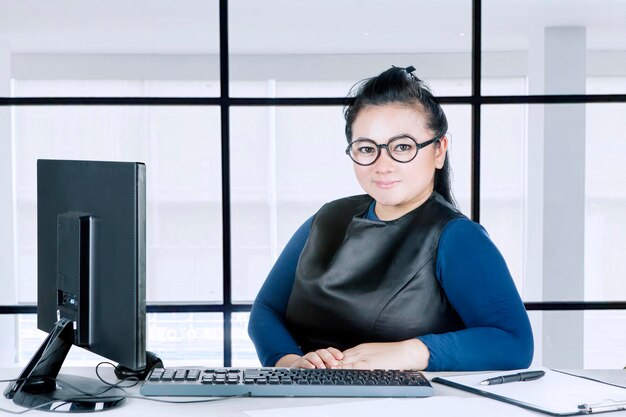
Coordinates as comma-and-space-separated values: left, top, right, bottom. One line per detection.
432, 368, 626, 416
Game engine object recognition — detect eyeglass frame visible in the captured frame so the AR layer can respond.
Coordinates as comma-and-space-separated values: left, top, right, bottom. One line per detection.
345, 134, 441, 166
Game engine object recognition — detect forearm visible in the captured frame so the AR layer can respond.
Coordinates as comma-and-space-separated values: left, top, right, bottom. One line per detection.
401, 338, 430, 370
418, 326, 533, 371
275, 354, 302, 367
248, 216, 314, 366
248, 302, 303, 366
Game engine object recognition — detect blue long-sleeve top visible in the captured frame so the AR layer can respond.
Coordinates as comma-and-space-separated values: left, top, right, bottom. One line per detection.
248, 203, 533, 371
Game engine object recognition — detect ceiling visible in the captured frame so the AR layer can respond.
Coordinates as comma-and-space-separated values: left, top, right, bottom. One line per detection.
0, 0, 625, 54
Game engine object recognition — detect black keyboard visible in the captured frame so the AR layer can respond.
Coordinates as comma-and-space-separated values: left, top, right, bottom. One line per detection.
140, 367, 434, 397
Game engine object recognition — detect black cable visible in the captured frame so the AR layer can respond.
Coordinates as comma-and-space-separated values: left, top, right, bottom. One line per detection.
125, 392, 252, 404
49, 402, 72, 412
0, 378, 29, 384
0, 378, 72, 415
1, 362, 252, 413
94, 362, 140, 389
94, 362, 252, 405
0, 400, 71, 415
52, 378, 127, 401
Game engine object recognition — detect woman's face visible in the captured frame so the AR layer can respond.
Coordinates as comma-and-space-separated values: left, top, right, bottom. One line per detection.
350, 104, 448, 221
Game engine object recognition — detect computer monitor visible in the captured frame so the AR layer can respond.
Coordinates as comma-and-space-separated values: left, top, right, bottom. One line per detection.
4, 159, 149, 411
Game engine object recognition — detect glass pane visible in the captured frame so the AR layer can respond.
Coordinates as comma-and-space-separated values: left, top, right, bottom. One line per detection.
585, 103, 626, 302
528, 310, 626, 369
230, 104, 471, 303
582, 310, 626, 369
12, 104, 223, 303
443, 104, 472, 217
480, 105, 527, 295
148, 313, 223, 367
232, 312, 261, 367
5, 313, 223, 368
229, 0, 472, 97
16, 315, 45, 366
483, 0, 626, 95
481, 103, 626, 302
1, 315, 22, 367
2, 1, 219, 97
230, 106, 358, 303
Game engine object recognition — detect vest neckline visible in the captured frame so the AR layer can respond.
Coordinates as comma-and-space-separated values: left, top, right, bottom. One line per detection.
362, 192, 439, 224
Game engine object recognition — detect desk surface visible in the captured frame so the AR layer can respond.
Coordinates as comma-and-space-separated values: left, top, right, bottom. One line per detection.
1, 367, 625, 416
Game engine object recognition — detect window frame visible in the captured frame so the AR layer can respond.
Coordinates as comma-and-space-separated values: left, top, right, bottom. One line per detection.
1, 0, 626, 367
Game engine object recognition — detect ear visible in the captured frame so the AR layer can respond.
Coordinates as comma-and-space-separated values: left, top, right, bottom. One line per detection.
434, 135, 449, 169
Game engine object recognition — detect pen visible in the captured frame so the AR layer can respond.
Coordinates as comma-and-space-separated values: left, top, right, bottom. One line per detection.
479, 370, 545, 386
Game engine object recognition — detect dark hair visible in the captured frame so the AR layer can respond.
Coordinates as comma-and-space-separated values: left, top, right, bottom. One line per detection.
344, 66, 456, 207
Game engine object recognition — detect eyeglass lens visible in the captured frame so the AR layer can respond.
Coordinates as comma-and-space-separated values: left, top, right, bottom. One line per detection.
348, 136, 418, 165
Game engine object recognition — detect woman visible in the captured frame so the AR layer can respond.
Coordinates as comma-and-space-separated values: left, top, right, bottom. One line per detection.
248, 66, 533, 371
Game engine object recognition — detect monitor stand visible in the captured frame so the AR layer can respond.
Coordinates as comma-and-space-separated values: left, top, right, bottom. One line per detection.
4, 317, 125, 412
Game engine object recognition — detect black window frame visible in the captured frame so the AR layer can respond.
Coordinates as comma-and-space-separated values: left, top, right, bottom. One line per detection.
2, 0, 626, 367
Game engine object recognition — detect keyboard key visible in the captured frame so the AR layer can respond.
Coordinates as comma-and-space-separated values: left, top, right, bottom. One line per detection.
173, 370, 188, 381
148, 369, 164, 381
161, 371, 175, 382
187, 370, 200, 381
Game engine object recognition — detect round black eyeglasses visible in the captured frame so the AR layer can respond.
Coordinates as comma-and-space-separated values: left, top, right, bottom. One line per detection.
345, 135, 440, 166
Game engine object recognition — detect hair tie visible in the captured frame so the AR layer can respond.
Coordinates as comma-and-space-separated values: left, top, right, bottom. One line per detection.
391, 64, 417, 76
404, 65, 419, 82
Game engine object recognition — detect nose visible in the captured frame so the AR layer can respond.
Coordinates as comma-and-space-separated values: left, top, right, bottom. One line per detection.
373, 146, 395, 172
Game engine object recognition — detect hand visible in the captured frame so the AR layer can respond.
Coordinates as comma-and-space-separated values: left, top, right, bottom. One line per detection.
275, 348, 344, 369
338, 339, 430, 370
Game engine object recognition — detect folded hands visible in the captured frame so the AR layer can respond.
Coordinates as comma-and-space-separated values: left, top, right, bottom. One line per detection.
274, 339, 430, 371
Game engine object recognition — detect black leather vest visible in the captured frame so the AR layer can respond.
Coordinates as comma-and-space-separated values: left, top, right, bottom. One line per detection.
285, 192, 466, 353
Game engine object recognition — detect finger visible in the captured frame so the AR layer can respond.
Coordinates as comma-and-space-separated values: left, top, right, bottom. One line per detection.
316, 349, 339, 367
327, 347, 344, 360
303, 352, 326, 369
294, 358, 316, 369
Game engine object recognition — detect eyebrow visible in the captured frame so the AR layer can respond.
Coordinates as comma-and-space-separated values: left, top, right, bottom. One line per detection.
353, 133, 416, 143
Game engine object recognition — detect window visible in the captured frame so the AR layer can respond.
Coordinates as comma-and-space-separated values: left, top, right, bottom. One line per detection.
1, 0, 625, 369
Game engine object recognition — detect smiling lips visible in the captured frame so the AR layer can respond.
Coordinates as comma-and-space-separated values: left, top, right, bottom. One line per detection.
374, 180, 400, 189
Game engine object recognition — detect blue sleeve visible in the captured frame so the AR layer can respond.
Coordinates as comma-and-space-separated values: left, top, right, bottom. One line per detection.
248, 216, 314, 366
418, 218, 534, 371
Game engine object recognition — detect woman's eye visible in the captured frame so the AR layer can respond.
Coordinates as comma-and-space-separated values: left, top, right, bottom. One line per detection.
358, 146, 376, 154
394, 144, 412, 152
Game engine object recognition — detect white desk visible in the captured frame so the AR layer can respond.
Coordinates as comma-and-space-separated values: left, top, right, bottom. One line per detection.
2, 367, 625, 416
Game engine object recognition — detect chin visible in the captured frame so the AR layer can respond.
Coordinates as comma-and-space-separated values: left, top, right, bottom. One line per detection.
368, 191, 405, 208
